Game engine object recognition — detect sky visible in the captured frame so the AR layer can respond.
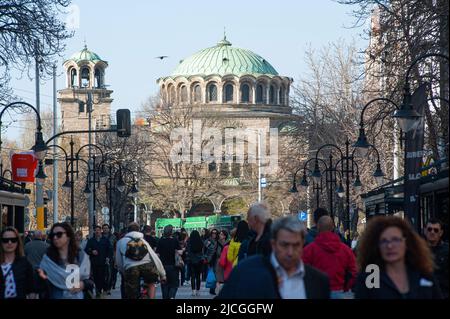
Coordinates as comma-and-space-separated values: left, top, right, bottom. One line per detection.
4, 0, 369, 142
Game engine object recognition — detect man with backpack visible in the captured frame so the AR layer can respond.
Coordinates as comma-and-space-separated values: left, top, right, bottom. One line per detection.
115, 222, 166, 299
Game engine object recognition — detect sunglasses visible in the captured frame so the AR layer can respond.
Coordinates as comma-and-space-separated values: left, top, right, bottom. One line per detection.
427, 227, 440, 233
1, 237, 18, 244
49, 231, 67, 239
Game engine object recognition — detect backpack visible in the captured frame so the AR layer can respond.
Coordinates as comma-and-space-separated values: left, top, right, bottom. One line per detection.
125, 237, 149, 261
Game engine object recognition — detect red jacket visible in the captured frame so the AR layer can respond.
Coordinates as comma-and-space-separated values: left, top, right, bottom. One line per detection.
218, 245, 233, 282
302, 231, 357, 291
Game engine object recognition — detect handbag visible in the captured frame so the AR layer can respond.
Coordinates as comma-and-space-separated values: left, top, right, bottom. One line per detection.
205, 267, 216, 289
175, 251, 184, 268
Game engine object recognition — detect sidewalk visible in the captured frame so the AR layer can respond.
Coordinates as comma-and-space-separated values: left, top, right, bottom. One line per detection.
104, 276, 215, 300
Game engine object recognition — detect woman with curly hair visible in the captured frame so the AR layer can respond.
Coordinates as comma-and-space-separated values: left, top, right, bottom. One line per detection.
354, 216, 442, 299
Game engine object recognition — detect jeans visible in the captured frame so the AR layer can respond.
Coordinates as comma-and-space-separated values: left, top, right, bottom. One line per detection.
180, 264, 186, 285
186, 264, 191, 281
190, 262, 202, 291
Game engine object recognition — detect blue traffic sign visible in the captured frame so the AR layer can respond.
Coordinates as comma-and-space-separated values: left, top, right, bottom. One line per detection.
298, 211, 307, 221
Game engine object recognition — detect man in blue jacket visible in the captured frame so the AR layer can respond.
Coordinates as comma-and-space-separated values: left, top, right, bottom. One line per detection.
217, 216, 330, 299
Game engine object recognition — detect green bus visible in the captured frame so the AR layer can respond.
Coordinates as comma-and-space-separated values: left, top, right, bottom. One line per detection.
155, 214, 242, 236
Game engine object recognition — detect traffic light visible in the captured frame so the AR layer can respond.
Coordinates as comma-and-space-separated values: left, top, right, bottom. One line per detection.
44, 207, 48, 228
116, 109, 131, 137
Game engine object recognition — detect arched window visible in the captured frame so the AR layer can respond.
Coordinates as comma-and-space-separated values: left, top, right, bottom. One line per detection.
208, 84, 218, 102
81, 67, 90, 87
279, 86, 285, 105
180, 86, 188, 103
269, 85, 275, 104
94, 68, 102, 88
256, 84, 264, 104
70, 68, 78, 87
241, 84, 250, 103
194, 85, 201, 102
224, 84, 233, 102
168, 86, 176, 105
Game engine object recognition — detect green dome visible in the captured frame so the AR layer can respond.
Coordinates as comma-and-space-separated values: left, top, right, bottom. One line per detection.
67, 45, 104, 64
172, 37, 278, 77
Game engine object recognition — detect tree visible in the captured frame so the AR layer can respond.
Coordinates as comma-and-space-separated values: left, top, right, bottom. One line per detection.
337, 0, 449, 161
0, 0, 73, 101
290, 40, 387, 228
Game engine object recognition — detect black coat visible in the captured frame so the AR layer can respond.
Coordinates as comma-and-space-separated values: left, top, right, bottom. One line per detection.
85, 236, 113, 266
0, 256, 35, 299
217, 255, 330, 299
431, 241, 449, 298
354, 267, 443, 299
239, 222, 272, 261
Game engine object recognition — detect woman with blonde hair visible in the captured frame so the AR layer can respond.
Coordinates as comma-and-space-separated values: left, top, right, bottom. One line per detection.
354, 216, 442, 299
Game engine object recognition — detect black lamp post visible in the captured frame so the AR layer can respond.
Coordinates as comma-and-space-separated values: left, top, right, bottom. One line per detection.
313, 139, 384, 235
290, 157, 339, 218
290, 168, 323, 209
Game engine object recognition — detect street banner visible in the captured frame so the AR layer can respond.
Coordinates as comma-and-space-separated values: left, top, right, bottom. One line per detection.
10, 151, 38, 183
404, 83, 428, 230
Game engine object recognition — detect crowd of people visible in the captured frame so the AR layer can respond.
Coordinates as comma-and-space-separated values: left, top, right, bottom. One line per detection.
0, 202, 448, 299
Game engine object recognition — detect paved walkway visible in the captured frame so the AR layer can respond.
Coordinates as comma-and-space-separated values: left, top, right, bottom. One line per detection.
104, 275, 216, 300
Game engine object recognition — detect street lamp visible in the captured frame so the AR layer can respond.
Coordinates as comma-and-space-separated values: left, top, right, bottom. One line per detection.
353, 98, 400, 157
311, 160, 322, 184
392, 85, 422, 133
336, 182, 345, 198
31, 131, 49, 161
393, 53, 449, 133
128, 183, 139, 198
35, 161, 47, 183
373, 162, 385, 186
288, 180, 298, 193
353, 174, 362, 193
299, 172, 309, 190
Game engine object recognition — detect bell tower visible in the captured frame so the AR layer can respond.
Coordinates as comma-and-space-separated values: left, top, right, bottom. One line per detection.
58, 45, 113, 147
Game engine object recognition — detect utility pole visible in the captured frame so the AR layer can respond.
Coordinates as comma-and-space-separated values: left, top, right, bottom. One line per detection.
35, 40, 45, 231
257, 130, 262, 202
87, 91, 94, 237
52, 64, 59, 225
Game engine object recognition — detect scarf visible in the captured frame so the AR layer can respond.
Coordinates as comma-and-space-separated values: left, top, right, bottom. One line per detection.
40, 250, 91, 299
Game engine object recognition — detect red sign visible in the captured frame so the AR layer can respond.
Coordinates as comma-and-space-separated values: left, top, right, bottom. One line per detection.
11, 152, 38, 183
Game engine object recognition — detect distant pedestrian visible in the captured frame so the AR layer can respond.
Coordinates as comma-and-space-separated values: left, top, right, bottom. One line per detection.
186, 230, 204, 296
219, 229, 236, 283
354, 216, 442, 299
227, 221, 249, 267
303, 216, 357, 298
24, 230, 49, 269
156, 225, 182, 299
85, 225, 113, 298
304, 207, 329, 246
424, 218, 448, 298
102, 224, 117, 296
1, 227, 36, 299
241, 202, 272, 259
